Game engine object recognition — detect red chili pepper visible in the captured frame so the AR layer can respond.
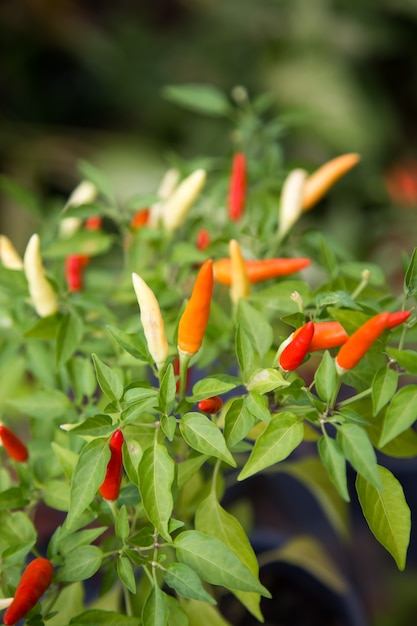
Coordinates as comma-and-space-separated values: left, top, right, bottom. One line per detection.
279, 321, 314, 372
0, 425, 28, 462
196, 228, 211, 251
335, 312, 391, 374
3, 557, 54, 625
85, 216, 102, 231
198, 396, 223, 414
131, 208, 150, 229
213, 257, 311, 285
177, 259, 214, 356
65, 254, 90, 292
228, 152, 247, 221
99, 430, 124, 501
387, 310, 411, 329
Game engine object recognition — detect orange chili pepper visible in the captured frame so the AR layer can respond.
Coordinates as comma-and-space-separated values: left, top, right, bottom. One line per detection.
302, 153, 360, 211
177, 259, 213, 356
279, 321, 314, 372
335, 312, 391, 374
131, 208, 150, 229
228, 152, 247, 221
213, 257, 311, 285
3, 558, 54, 625
387, 310, 411, 329
296, 321, 349, 352
0, 425, 28, 462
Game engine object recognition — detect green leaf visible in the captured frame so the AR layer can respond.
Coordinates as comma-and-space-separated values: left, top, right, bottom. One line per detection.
224, 399, 257, 448
337, 423, 381, 489
122, 437, 143, 486
180, 599, 233, 626
162, 84, 231, 117
237, 300, 273, 359
317, 436, 349, 502
278, 456, 349, 538
245, 392, 271, 423
356, 466, 411, 570
174, 530, 270, 596
51, 443, 79, 480
379, 385, 417, 447
56, 311, 84, 368
107, 325, 152, 363
159, 363, 176, 416
92, 353, 123, 401
177, 454, 209, 491
195, 492, 263, 620
0, 488, 28, 510
58, 527, 107, 554
142, 585, 169, 626
250, 280, 313, 313
238, 412, 303, 480
78, 160, 115, 202
67, 356, 97, 402
115, 505, 130, 542
404, 246, 417, 298
44, 230, 114, 259
180, 413, 236, 467
372, 366, 398, 416
117, 555, 137, 594
69, 415, 114, 438
57, 545, 103, 582
387, 347, 417, 375
0, 175, 41, 215
165, 596, 189, 626
164, 562, 216, 605
66, 438, 110, 530
313, 351, 338, 404
43, 480, 71, 511
246, 368, 290, 394
190, 375, 241, 402
138, 442, 175, 541
236, 323, 255, 378
24, 314, 61, 339
6, 388, 71, 419
46, 582, 84, 626
69, 610, 140, 625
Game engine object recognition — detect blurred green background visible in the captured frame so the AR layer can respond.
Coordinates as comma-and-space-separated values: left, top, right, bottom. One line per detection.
2, 1, 417, 624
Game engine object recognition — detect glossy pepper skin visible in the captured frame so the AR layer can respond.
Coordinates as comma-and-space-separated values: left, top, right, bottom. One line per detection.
302, 153, 360, 211
387, 310, 411, 329
279, 321, 315, 372
3, 558, 54, 625
213, 257, 311, 285
177, 259, 214, 356
303, 321, 348, 351
65, 254, 90, 292
335, 312, 391, 374
228, 152, 247, 221
0, 425, 28, 462
198, 396, 223, 414
23, 234, 59, 318
99, 430, 124, 501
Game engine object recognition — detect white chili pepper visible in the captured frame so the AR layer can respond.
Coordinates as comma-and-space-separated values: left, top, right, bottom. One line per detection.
23, 234, 59, 317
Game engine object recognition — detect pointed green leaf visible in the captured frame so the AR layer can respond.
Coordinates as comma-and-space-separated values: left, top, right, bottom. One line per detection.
180, 413, 236, 467
387, 347, 417, 375
237, 300, 273, 358
238, 412, 303, 480
190, 375, 241, 402
122, 437, 143, 486
69, 415, 114, 437
317, 435, 349, 502
117, 555, 137, 594
164, 562, 216, 604
56, 311, 84, 368
162, 84, 231, 117
372, 367, 398, 416
165, 595, 189, 626
379, 385, 417, 447
404, 246, 417, 297
224, 399, 257, 448
246, 368, 290, 394
180, 599, 233, 626
356, 466, 411, 570
142, 585, 169, 626
174, 530, 270, 596
138, 442, 174, 541
67, 356, 97, 402
313, 351, 338, 404
107, 325, 152, 363
236, 323, 255, 377
66, 438, 110, 529
159, 364, 176, 416
115, 505, 130, 542
7, 388, 71, 419
92, 353, 123, 401
337, 423, 381, 489
69, 610, 140, 625
57, 545, 103, 582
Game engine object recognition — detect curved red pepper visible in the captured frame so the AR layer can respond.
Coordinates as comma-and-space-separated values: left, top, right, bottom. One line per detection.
0, 425, 28, 462
3, 558, 54, 625
279, 321, 314, 372
387, 310, 411, 329
198, 396, 223, 414
99, 430, 124, 501
228, 152, 247, 221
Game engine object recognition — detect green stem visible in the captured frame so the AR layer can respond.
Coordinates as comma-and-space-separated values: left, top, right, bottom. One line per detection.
178, 351, 191, 400
211, 459, 222, 497
337, 387, 372, 408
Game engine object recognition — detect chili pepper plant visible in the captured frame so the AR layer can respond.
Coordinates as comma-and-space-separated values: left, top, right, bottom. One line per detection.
1, 85, 417, 625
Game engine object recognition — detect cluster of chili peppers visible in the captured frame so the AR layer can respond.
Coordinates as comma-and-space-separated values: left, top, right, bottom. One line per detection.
278, 312, 411, 373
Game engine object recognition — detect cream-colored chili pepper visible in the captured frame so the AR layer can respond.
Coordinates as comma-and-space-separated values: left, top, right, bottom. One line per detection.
60, 180, 98, 237
162, 169, 206, 233
278, 168, 307, 239
23, 234, 59, 317
229, 239, 250, 305
0, 235, 23, 270
132, 272, 169, 371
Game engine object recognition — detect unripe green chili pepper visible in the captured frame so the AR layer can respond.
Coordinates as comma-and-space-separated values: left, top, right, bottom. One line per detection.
99, 429, 124, 501
0, 235, 23, 270
0, 425, 28, 462
335, 312, 391, 374
228, 152, 247, 221
23, 234, 59, 317
213, 257, 311, 285
279, 321, 314, 372
229, 239, 250, 305
132, 272, 169, 371
3, 557, 54, 625
162, 169, 206, 233
198, 396, 223, 414
177, 259, 214, 356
